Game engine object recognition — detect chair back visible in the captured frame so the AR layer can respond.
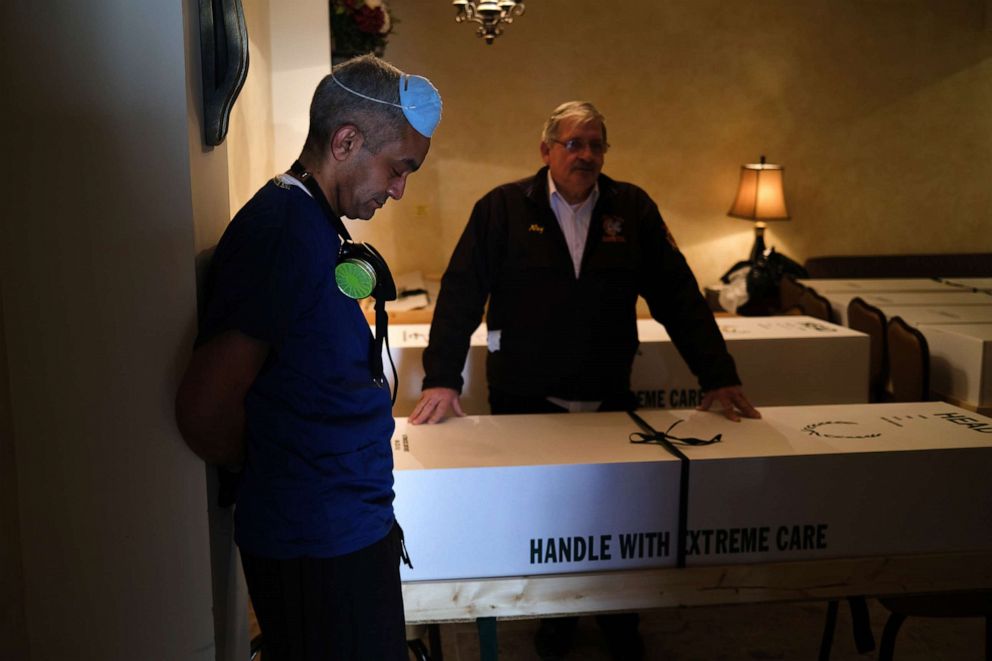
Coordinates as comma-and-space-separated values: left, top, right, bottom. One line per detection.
847, 297, 888, 402
779, 275, 806, 313
886, 316, 930, 402
798, 288, 834, 322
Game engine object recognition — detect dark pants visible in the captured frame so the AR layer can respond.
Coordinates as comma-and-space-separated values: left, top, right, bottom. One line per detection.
487, 388, 641, 651
241, 523, 408, 661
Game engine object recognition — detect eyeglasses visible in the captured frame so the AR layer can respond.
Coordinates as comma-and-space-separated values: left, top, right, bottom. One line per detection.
550, 138, 610, 155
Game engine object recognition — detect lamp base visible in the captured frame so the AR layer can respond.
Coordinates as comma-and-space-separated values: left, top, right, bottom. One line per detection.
718, 222, 807, 315
719, 222, 769, 284
748, 222, 768, 264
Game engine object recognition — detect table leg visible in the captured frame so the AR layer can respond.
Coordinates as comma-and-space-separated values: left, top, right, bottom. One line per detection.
477, 617, 498, 661
428, 623, 444, 660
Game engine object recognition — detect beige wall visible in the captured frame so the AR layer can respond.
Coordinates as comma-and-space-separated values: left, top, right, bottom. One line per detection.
240, 0, 992, 287
1, 2, 216, 659
227, 0, 276, 215
228, 0, 280, 211
227, 0, 328, 215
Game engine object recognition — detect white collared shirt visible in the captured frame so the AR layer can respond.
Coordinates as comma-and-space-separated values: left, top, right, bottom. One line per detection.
547, 171, 599, 279
545, 171, 602, 411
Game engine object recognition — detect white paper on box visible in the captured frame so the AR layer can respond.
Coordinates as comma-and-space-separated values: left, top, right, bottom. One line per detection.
384, 316, 869, 416
394, 403, 992, 582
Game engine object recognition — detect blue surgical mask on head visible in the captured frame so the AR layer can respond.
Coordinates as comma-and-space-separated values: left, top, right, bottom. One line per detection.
330, 73, 442, 138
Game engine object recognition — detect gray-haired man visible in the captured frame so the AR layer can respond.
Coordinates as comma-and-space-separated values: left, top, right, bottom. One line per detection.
412, 100, 757, 659
177, 55, 441, 660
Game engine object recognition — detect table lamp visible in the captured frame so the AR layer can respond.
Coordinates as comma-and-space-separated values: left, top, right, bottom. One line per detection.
727, 155, 790, 264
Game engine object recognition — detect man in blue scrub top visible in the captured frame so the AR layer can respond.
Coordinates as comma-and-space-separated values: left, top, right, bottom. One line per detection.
176, 54, 441, 660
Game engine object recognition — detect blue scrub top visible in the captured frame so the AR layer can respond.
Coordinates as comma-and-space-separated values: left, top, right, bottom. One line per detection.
199, 178, 396, 559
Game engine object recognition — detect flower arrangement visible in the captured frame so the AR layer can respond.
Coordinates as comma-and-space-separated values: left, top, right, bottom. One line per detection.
330, 0, 393, 57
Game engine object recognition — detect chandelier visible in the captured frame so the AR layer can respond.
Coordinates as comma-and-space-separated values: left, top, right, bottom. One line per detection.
452, 0, 526, 45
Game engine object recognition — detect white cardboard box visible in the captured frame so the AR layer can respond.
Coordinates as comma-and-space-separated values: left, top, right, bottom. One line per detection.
941, 277, 992, 291
630, 316, 868, 409
917, 323, 992, 410
860, 291, 992, 306
393, 403, 992, 582
825, 291, 992, 325
798, 278, 954, 293
384, 324, 490, 416
875, 305, 992, 326
384, 316, 869, 416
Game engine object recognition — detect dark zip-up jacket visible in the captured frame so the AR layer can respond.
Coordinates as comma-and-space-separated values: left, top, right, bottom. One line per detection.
423, 167, 740, 401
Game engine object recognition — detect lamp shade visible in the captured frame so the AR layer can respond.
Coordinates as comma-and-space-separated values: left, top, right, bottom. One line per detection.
728, 156, 790, 221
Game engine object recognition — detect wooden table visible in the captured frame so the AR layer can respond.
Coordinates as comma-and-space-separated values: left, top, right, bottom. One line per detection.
403, 551, 992, 660
404, 551, 992, 621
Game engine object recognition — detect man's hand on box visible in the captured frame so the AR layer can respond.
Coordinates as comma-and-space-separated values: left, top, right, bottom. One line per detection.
409, 387, 465, 425
697, 385, 761, 422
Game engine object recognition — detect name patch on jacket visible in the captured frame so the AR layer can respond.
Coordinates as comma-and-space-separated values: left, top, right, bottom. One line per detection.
601, 215, 626, 242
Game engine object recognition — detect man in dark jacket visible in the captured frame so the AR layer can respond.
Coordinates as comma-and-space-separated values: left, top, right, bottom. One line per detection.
409, 100, 758, 659
411, 101, 757, 424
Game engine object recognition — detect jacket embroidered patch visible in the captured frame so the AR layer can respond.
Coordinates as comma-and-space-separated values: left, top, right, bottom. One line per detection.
602, 214, 626, 242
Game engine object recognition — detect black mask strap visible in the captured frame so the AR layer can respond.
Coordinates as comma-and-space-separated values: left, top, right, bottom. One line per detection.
286, 161, 394, 398
288, 160, 353, 241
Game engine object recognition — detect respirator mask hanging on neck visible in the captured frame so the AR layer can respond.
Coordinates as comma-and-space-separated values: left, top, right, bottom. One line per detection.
335, 241, 396, 301
288, 160, 398, 402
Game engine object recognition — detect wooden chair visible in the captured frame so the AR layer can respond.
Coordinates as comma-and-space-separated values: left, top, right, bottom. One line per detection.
819, 300, 883, 657
885, 316, 930, 402
798, 287, 833, 322
819, 596, 875, 660
779, 275, 806, 314
818, 295, 890, 660
813, 300, 880, 660
847, 297, 888, 402
877, 317, 989, 660
877, 592, 992, 661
